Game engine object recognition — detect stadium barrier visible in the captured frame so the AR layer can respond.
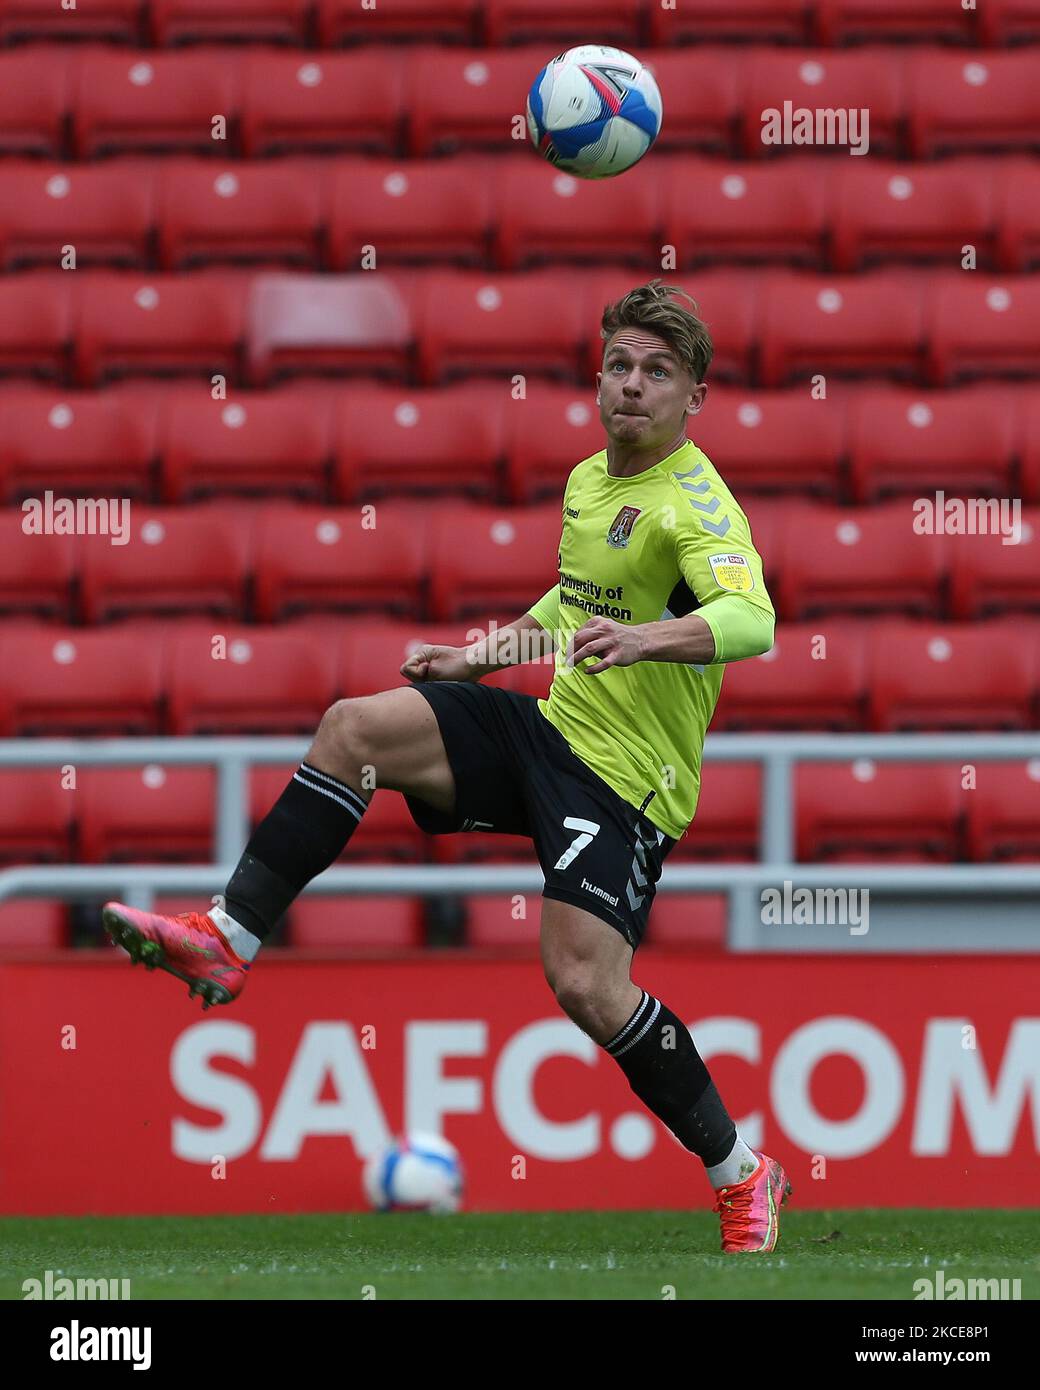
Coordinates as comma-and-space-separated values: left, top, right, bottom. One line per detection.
1, 734, 1038, 951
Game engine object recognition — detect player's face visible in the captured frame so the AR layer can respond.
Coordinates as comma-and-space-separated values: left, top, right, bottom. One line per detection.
597, 329, 705, 447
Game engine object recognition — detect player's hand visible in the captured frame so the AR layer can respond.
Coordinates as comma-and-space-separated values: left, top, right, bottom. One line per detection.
566, 617, 645, 675
400, 644, 480, 683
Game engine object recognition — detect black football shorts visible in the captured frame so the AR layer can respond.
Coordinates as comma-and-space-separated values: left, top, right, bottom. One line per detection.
403, 680, 676, 948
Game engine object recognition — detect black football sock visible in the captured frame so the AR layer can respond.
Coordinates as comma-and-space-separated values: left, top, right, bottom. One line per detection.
222, 761, 369, 940
603, 989, 737, 1166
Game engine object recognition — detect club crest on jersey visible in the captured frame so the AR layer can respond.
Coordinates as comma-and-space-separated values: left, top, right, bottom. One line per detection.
606, 505, 642, 549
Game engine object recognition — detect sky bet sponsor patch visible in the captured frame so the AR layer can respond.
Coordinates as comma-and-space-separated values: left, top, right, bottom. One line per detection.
708, 552, 754, 592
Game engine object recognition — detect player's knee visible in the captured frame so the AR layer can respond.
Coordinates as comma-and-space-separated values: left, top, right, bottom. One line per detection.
548, 961, 607, 1028
316, 698, 371, 762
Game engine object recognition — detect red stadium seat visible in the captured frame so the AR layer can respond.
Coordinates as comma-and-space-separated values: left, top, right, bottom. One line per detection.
846, 387, 1015, 503
641, 50, 742, 155
651, 0, 810, 45
72, 50, 241, 158
465, 895, 539, 948
906, 52, 1040, 158
504, 381, 604, 503
644, 895, 728, 951
332, 383, 504, 502
0, 274, 74, 382
583, 267, 760, 384
796, 762, 964, 863
79, 506, 250, 624
289, 896, 424, 950
246, 273, 412, 385
482, 0, 642, 46
687, 387, 845, 498
334, 618, 476, 697
965, 761, 1040, 861
0, 0, 141, 40
406, 45, 562, 157
979, 0, 1040, 44
947, 509, 1040, 620
740, 51, 903, 159
416, 270, 585, 385
775, 501, 946, 619
1021, 397, 1040, 503
814, 0, 978, 44
830, 161, 996, 272
253, 502, 427, 621
714, 621, 868, 731
240, 51, 403, 157
0, 771, 74, 864
250, 767, 424, 862
0, 899, 68, 950
663, 159, 829, 270
158, 386, 330, 502
0, 387, 156, 503
0, 627, 164, 736
0, 162, 154, 272
0, 507, 75, 620
75, 273, 247, 386
150, 0, 311, 45
166, 627, 337, 734
0, 49, 71, 157
994, 159, 1040, 273
327, 158, 493, 272
972, 381, 1035, 438
736, 496, 799, 581
428, 500, 560, 621
674, 763, 761, 862
157, 161, 323, 271
316, 0, 478, 45
868, 619, 1037, 731
494, 161, 660, 272
758, 272, 925, 387
76, 766, 217, 864
925, 274, 1040, 386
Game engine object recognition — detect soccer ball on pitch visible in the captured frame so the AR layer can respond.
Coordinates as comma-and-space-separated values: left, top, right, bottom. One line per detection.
525, 45, 663, 180
362, 1132, 464, 1213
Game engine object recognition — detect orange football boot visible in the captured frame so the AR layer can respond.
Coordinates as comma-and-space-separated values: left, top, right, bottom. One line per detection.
713, 1151, 792, 1253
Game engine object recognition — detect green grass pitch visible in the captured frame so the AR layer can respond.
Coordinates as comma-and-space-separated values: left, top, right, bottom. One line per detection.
1, 1210, 1036, 1301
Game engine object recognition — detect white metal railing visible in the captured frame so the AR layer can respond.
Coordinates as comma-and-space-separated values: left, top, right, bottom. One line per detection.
1, 734, 1038, 951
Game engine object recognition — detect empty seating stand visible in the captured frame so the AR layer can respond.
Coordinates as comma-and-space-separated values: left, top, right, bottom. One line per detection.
75, 766, 217, 863
796, 761, 964, 862
0, 627, 165, 736
4, 11, 1040, 960
288, 895, 425, 950
964, 761, 1040, 861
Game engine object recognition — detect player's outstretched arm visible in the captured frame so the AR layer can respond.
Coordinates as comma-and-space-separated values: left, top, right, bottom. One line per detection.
400, 611, 556, 684
640, 596, 775, 666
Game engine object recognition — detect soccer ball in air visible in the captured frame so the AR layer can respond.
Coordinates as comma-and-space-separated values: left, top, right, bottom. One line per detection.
526, 45, 663, 180
362, 1133, 464, 1213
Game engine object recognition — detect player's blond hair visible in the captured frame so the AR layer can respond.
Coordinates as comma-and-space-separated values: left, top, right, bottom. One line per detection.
600, 278, 714, 384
